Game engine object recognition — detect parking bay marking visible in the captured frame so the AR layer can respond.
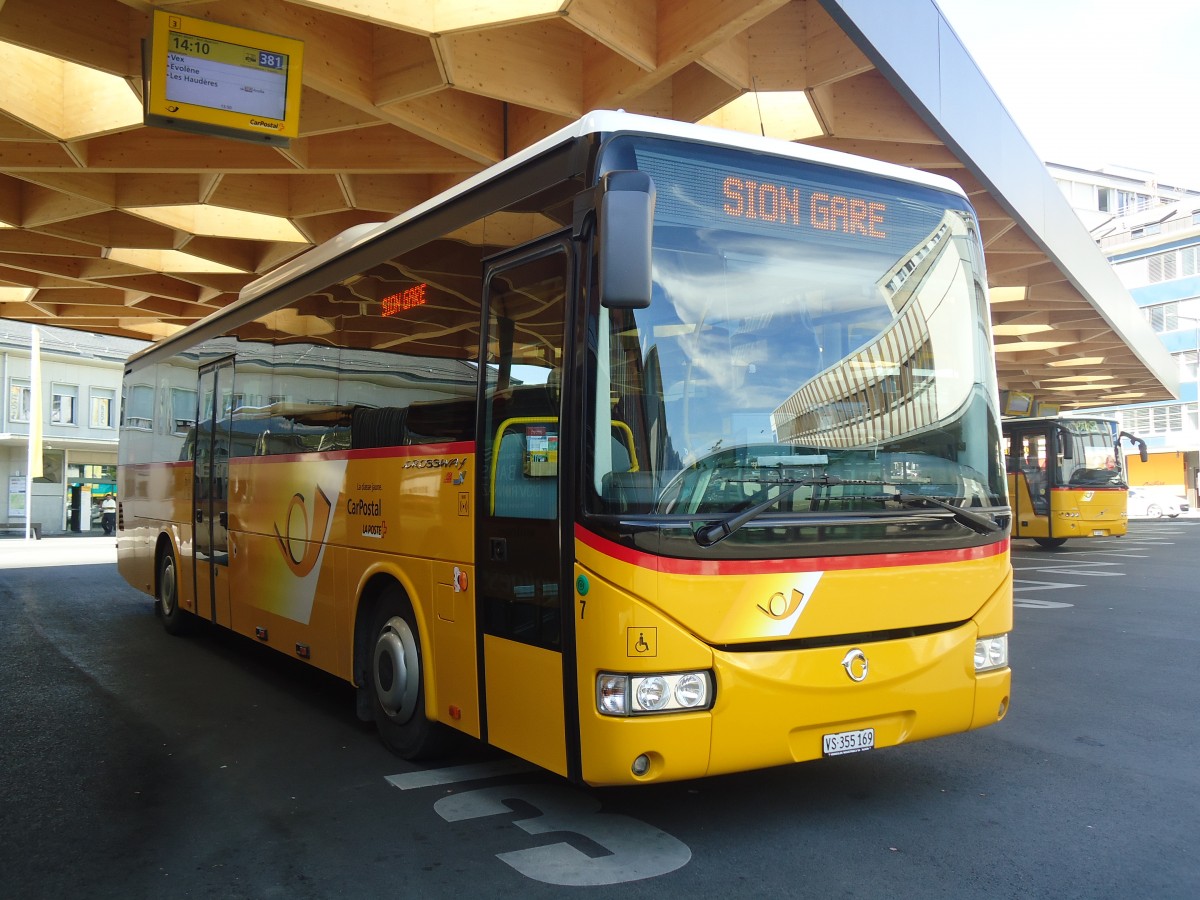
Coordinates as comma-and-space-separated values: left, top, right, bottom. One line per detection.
386, 761, 692, 886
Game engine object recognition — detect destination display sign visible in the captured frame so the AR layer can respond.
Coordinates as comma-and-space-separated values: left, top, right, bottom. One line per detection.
144, 11, 304, 146
633, 147, 956, 252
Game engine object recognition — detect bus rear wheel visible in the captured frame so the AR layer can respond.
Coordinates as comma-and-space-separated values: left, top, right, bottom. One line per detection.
368, 588, 451, 760
1033, 537, 1067, 549
157, 547, 193, 635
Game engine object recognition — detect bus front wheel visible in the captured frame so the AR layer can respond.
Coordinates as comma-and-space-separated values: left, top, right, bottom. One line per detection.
1033, 537, 1067, 550
368, 588, 450, 760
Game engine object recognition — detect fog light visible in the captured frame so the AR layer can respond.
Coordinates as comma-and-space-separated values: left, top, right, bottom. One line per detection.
631, 754, 651, 776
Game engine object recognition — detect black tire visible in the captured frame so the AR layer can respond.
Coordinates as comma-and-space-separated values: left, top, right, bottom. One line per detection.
1146, 504, 1163, 518
1033, 537, 1067, 549
157, 547, 193, 635
368, 587, 452, 760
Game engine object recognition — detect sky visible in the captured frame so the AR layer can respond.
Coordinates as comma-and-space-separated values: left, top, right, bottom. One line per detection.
935, 0, 1200, 189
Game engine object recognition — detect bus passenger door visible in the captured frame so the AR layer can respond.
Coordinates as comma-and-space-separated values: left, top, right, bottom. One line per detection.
193, 358, 234, 627
476, 238, 573, 778
1009, 428, 1051, 539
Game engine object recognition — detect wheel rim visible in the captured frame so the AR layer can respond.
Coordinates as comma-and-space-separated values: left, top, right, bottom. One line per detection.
373, 616, 419, 724
1148, 504, 1162, 518
159, 556, 176, 615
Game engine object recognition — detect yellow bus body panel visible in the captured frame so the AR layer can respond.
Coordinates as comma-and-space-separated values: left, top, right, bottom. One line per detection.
575, 532, 1011, 786
484, 634, 569, 777
118, 447, 481, 737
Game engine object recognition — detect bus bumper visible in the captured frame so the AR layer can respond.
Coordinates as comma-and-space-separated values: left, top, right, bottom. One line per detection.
578, 620, 1010, 786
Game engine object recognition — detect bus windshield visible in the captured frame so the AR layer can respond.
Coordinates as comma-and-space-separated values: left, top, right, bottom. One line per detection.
1059, 419, 1126, 488
587, 137, 1006, 549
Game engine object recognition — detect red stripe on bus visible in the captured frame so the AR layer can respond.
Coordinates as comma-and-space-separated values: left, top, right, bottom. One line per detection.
575, 524, 1007, 575
191, 441, 476, 466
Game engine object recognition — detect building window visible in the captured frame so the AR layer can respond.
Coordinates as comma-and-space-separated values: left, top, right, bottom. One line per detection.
1147, 251, 1178, 283
170, 388, 197, 435
51, 383, 78, 425
8, 378, 32, 424
124, 384, 153, 430
1176, 350, 1199, 382
91, 389, 115, 428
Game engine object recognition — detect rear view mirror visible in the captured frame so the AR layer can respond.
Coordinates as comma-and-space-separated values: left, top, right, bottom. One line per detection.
598, 170, 655, 309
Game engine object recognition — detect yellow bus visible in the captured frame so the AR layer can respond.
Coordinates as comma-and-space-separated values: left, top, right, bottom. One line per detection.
117, 112, 1012, 786
1003, 415, 1147, 548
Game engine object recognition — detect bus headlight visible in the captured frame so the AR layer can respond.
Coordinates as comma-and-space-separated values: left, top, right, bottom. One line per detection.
974, 634, 1008, 672
597, 671, 714, 716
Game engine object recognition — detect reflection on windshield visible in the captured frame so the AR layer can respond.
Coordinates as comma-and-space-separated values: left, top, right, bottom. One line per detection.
589, 152, 1005, 533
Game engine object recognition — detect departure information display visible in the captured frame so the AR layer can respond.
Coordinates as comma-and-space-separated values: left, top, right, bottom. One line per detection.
145, 11, 304, 145
165, 30, 289, 119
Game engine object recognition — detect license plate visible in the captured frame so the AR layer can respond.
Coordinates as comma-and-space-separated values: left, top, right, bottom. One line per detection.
823, 727, 875, 757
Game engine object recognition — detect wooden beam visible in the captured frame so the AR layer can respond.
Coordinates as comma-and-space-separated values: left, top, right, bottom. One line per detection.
740, 2, 810, 91
37, 210, 178, 249
809, 71, 940, 144
115, 174, 207, 207
0, 230, 103, 257
803, 0, 873, 87
94, 273, 207, 304
505, 108, 573, 156
342, 175, 431, 214
79, 131, 301, 173
0, 0, 135, 78
0, 141, 81, 169
671, 64, 741, 123
440, 20, 583, 117
301, 125, 481, 174
584, 0, 788, 109
20, 182, 111, 228
290, 174, 355, 217
373, 27, 444, 105
297, 87, 386, 137
565, 0, 656, 70
699, 31, 750, 90
379, 90, 506, 164
205, 175, 302, 218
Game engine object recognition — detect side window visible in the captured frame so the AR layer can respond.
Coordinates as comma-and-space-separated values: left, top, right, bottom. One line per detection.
482, 248, 569, 520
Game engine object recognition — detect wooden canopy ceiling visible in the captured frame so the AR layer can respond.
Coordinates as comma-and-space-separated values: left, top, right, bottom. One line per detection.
0, 0, 1174, 406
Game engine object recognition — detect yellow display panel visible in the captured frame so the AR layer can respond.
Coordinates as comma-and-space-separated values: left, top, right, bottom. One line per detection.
144, 11, 304, 146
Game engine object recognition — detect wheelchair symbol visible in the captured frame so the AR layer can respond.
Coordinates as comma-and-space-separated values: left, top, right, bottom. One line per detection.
627, 627, 657, 657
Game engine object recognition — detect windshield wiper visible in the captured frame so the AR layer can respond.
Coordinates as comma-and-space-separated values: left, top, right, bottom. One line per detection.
892, 493, 1003, 535
693, 474, 843, 547
692, 477, 1003, 547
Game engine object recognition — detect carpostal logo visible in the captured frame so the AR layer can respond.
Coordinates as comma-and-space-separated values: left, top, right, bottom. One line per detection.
250, 119, 282, 130
346, 496, 386, 538
274, 487, 333, 576
346, 498, 382, 517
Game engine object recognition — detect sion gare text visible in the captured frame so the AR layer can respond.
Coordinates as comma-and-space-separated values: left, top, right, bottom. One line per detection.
722, 176, 887, 238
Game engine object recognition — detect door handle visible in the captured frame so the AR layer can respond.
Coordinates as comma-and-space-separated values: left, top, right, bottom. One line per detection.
195, 509, 204, 523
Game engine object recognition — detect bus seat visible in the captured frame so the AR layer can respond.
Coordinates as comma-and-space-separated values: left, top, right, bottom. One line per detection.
492, 425, 557, 519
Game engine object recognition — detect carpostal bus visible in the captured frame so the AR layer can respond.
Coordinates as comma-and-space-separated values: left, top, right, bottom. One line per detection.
117, 111, 1012, 786
1003, 415, 1147, 548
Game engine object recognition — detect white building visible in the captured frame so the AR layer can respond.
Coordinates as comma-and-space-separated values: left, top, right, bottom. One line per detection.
1, 320, 147, 535
1047, 164, 1200, 505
